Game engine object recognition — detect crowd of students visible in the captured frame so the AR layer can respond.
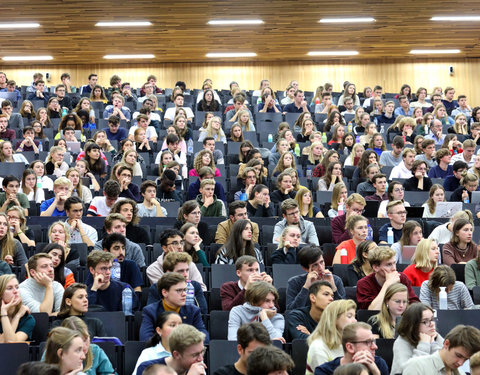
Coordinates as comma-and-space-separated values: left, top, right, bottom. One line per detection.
3, 72, 480, 374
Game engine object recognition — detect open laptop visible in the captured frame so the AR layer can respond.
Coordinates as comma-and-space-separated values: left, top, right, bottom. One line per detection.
471, 191, 480, 204
433, 202, 463, 218
66, 141, 81, 153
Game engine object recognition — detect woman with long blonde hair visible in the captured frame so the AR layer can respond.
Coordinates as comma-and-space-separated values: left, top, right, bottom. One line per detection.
295, 187, 323, 218
198, 116, 226, 144
422, 184, 445, 218
452, 113, 468, 135
403, 238, 440, 287
0, 213, 28, 268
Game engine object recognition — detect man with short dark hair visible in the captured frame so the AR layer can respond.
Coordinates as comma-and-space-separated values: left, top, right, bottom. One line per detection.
200, 136, 224, 164
273, 199, 318, 245
428, 148, 453, 178
394, 95, 413, 116
0, 72, 7, 90
0, 175, 29, 215
283, 89, 309, 113
54, 84, 72, 110
403, 325, 480, 375
286, 245, 345, 310
442, 86, 458, 115
27, 79, 50, 106
415, 139, 437, 168
164, 94, 194, 122
215, 201, 259, 244
452, 94, 471, 117
86, 250, 139, 312
225, 94, 253, 133
60, 72, 74, 93
444, 160, 468, 191
1, 99, 23, 129
315, 92, 333, 114
314, 322, 389, 375
139, 273, 208, 342
187, 166, 226, 202
147, 229, 206, 289
104, 115, 127, 142
363, 86, 383, 109
247, 345, 294, 375
365, 174, 388, 202
287, 281, 333, 340
26, 72, 43, 94
64, 196, 97, 246
80, 73, 98, 96
0, 79, 21, 103
220, 255, 272, 310
389, 149, 415, 180
214, 322, 272, 375
120, 82, 138, 103
87, 180, 122, 216
379, 136, 404, 167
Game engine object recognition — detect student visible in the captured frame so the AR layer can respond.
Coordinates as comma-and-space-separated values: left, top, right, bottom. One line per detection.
365, 174, 388, 202
87, 180, 121, 217
220, 255, 272, 311
390, 302, 444, 374
403, 238, 439, 287
403, 325, 480, 375
356, 163, 379, 197
378, 201, 407, 244
140, 273, 208, 342
390, 220, 423, 264
428, 209, 473, 245
246, 184, 274, 217
136, 325, 206, 375
215, 219, 263, 265
443, 160, 468, 192
450, 172, 479, 203
104, 115, 127, 142
0, 175, 29, 215
110, 198, 150, 245
19, 253, 64, 315
356, 246, 419, 310
422, 184, 446, 218
415, 139, 437, 168
137, 180, 167, 217
286, 245, 345, 310
367, 283, 408, 339
347, 241, 376, 286
389, 148, 415, 180
313, 322, 389, 375
331, 194, 366, 244
271, 226, 302, 264
287, 281, 334, 340
419, 265, 475, 310
273, 199, 319, 245
442, 218, 477, 266
215, 202, 260, 244
43, 327, 86, 374
379, 136, 405, 167
465, 248, 480, 290
246, 345, 294, 375
228, 281, 284, 342
333, 215, 368, 265
147, 252, 208, 313
270, 171, 297, 203
133, 311, 182, 375
403, 160, 433, 192
196, 178, 225, 217
187, 166, 226, 203
86, 250, 139, 312
42, 243, 75, 288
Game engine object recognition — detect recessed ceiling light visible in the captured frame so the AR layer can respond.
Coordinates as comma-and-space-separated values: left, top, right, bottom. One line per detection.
206, 52, 257, 58
2, 55, 52, 61
0, 23, 40, 29
208, 20, 263, 25
431, 16, 480, 21
319, 17, 375, 23
104, 54, 155, 59
96, 21, 152, 27
308, 51, 359, 56
410, 49, 461, 54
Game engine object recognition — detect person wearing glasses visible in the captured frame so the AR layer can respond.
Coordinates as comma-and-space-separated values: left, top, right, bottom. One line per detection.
86, 250, 139, 312
377, 182, 411, 218
390, 303, 444, 375
139, 273, 209, 343
146, 229, 206, 291
272, 199, 319, 246
313, 322, 389, 375
356, 247, 419, 310
378, 201, 407, 245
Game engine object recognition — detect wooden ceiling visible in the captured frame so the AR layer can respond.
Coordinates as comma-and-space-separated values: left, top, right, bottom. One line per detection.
1, 0, 480, 64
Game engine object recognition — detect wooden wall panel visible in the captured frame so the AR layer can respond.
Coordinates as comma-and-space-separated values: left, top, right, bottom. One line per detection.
2, 58, 479, 104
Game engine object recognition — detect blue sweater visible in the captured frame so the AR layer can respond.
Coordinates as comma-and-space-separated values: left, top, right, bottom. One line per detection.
139, 301, 209, 342
314, 356, 389, 375
87, 279, 139, 312
147, 281, 208, 314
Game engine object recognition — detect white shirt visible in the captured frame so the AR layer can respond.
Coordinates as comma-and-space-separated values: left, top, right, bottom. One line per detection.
451, 152, 474, 168
389, 161, 413, 179
164, 106, 194, 121
88, 196, 122, 217
128, 125, 158, 140
132, 111, 161, 122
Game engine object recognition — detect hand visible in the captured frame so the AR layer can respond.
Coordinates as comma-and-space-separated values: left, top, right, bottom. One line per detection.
296, 325, 310, 336
415, 170, 424, 179
352, 350, 377, 370
3, 255, 13, 265
320, 269, 337, 291
64, 364, 84, 375
186, 362, 207, 375
284, 241, 292, 249
92, 272, 108, 291
462, 190, 468, 201
260, 272, 273, 284
193, 238, 203, 251
1, 295, 21, 315
70, 219, 78, 231
419, 332, 434, 343
273, 337, 286, 344
245, 272, 263, 290
13, 222, 21, 234
263, 194, 270, 207
301, 100, 308, 108
32, 271, 52, 287
385, 270, 401, 286
203, 196, 214, 207
265, 308, 277, 319
303, 270, 318, 289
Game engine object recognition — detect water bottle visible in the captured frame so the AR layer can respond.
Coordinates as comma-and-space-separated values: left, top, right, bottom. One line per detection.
338, 203, 344, 216
464, 194, 470, 204
356, 135, 361, 143
387, 227, 394, 245
38, 141, 42, 152
348, 122, 353, 133
380, 125, 385, 134
321, 132, 327, 143
267, 133, 273, 143
306, 167, 312, 180
385, 181, 389, 192
187, 139, 193, 155
62, 108, 68, 117
424, 124, 429, 135
315, 97, 320, 105
111, 259, 121, 281
240, 191, 248, 201
439, 286, 447, 309
294, 143, 300, 157
185, 280, 195, 306
340, 248, 348, 264
367, 224, 373, 241
122, 287, 133, 315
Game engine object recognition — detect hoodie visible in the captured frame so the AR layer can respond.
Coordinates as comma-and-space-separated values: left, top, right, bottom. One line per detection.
196, 193, 223, 217
227, 302, 284, 341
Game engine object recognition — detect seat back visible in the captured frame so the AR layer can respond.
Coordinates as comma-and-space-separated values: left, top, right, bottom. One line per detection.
86, 311, 127, 343
209, 310, 230, 340
0, 343, 30, 374
208, 340, 239, 374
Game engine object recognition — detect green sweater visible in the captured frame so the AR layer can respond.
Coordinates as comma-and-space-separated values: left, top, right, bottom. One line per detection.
465, 259, 480, 290
196, 194, 223, 217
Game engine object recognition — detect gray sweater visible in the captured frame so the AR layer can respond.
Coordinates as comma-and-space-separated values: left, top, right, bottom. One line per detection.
419, 280, 476, 310
19, 277, 64, 313
228, 302, 284, 341
465, 259, 480, 290
390, 334, 444, 375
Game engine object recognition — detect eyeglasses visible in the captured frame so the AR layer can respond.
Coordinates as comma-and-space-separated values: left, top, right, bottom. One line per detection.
421, 318, 438, 326
174, 288, 187, 294
351, 339, 376, 347
351, 209, 365, 214
167, 240, 185, 247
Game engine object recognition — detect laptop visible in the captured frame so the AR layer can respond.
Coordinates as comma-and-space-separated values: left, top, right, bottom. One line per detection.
363, 201, 380, 218
433, 202, 463, 218
471, 191, 480, 204
406, 206, 424, 218
402, 246, 417, 263
66, 141, 81, 153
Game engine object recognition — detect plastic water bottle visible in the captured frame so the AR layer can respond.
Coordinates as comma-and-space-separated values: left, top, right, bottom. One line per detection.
38, 141, 42, 152
267, 134, 273, 143
36, 176, 42, 189
62, 108, 68, 117
111, 259, 121, 281
367, 224, 373, 241
306, 167, 312, 180
439, 286, 447, 309
340, 248, 348, 264
424, 124, 429, 135
186, 280, 195, 306
240, 192, 248, 201
294, 143, 300, 157
348, 122, 353, 133
122, 287, 133, 315
387, 227, 394, 245
321, 132, 327, 143
380, 125, 385, 134
464, 194, 470, 204
338, 203, 344, 216
187, 139, 193, 155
